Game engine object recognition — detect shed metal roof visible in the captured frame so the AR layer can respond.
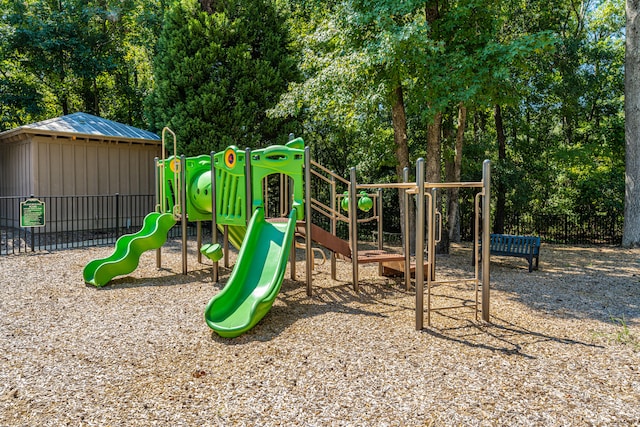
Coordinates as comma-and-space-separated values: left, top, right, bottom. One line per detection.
1, 112, 160, 142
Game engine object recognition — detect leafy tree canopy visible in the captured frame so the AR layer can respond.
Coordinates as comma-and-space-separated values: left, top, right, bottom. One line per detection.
145, 0, 299, 155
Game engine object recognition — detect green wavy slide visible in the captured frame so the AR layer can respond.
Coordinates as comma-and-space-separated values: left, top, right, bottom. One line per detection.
204, 207, 297, 338
83, 212, 177, 287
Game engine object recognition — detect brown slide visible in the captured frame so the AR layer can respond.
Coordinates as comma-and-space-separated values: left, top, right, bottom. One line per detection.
295, 221, 351, 258
295, 221, 405, 265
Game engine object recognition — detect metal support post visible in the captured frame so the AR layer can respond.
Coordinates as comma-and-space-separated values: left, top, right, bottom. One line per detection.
481, 159, 491, 322
427, 189, 435, 326
245, 148, 253, 222
305, 147, 313, 296
330, 174, 337, 281
224, 226, 229, 268
211, 151, 218, 283
403, 167, 410, 290
154, 157, 162, 268
377, 188, 384, 276
430, 188, 438, 282
415, 159, 425, 330
197, 221, 202, 264
181, 155, 188, 275
349, 167, 359, 292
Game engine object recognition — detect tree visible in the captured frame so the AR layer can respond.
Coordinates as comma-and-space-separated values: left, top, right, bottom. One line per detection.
417, 0, 555, 247
145, 0, 299, 155
0, 0, 162, 128
624, 0, 640, 246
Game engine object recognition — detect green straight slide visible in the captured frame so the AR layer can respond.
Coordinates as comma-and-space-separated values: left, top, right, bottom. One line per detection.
83, 212, 177, 287
204, 207, 297, 338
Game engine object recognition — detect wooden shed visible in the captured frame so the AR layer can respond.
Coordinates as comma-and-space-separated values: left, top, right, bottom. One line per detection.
0, 112, 162, 197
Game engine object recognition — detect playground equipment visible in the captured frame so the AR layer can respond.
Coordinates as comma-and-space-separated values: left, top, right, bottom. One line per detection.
302, 157, 491, 328
82, 212, 176, 286
83, 129, 491, 336
203, 141, 305, 337
83, 128, 182, 286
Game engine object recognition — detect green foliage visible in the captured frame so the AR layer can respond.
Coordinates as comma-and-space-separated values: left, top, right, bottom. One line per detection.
272, 0, 558, 189
0, 59, 46, 129
145, 0, 299, 155
0, 0, 627, 230
0, 0, 162, 129
499, 0, 626, 218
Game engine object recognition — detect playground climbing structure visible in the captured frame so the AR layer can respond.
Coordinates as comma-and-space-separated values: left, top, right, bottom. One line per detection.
83, 128, 491, 335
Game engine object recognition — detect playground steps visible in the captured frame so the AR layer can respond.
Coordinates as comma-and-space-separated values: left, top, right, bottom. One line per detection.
352, 250, 405, 264
380, 260, 431, 278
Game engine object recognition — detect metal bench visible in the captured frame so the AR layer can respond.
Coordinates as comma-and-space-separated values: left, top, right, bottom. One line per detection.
480, 234, 541, 272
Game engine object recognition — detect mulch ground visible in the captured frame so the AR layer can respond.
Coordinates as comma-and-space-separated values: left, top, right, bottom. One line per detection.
0, 241, 638, 426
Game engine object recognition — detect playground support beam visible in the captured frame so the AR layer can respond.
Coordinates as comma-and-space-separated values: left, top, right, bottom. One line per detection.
181, 154, 187, 275
377, 188, 383, 277
305, 147, 313, 297
211, 151, 219, 283
481, 159, 491, 322
245, 148, 252, 223
330, 174, 337, 281
403, 167, 411, 290
154, 157, 162, 269
349, 167, 359, 292
427, 188, 437, 326
197, 222, 202, 264
415, 158, 425, 330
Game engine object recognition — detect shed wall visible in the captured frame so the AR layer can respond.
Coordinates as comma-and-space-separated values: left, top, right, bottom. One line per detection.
31, 135, 160, 196
0, 136, 33, 196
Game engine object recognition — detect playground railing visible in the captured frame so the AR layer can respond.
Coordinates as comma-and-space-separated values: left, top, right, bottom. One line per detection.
0, 194, 198, 256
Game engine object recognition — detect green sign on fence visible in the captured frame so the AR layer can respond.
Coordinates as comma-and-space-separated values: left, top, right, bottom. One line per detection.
20, 198, 45, 227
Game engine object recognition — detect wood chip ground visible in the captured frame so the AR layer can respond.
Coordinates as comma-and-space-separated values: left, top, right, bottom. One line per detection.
1, 241, 639, 426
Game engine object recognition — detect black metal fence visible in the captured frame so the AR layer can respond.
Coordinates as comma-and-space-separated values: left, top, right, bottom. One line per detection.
0, 194, 198, 256
502, 211, 624, 245
0, 193, 626, 256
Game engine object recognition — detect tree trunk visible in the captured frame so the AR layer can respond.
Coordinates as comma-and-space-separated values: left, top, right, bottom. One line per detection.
447, 103, 466, 243
427, 112, 445, 253
426, 112, 442, 183
425, 0, 444, 252
61, 96, 69, 116
623, 0, 640, 246
391, 84, 416, 253
82, 78, 99, 116
199, 0, 213, 13
494, 104, 507, 234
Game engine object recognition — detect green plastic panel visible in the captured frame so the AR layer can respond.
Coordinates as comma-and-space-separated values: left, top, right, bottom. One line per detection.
214, 146, 247, 226
83, 212, 177, 287
250, 139, 305, 220
184, 154, 213, 221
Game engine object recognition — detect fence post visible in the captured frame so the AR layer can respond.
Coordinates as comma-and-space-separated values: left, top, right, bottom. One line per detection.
30, 194, 35, 252
115, 193, 120, 239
